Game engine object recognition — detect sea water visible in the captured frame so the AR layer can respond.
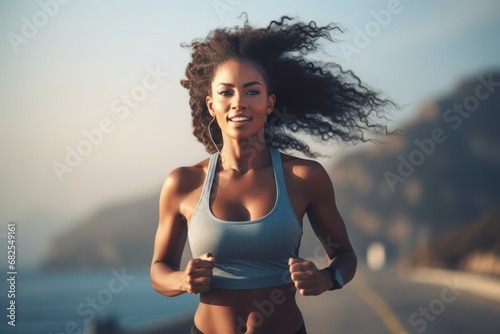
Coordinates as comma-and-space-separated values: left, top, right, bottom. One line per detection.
0, 268, 197, 334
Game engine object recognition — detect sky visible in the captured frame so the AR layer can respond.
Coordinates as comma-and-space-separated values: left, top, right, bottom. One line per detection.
1, 0, 500, 267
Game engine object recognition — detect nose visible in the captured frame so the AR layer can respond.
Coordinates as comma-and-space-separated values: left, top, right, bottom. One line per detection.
231, 92, 247, 110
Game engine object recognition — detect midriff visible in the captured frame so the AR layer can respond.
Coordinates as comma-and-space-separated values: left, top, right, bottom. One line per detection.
194, 283, 304, 334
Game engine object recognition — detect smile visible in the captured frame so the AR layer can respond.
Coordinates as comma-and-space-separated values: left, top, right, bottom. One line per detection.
228, 115, 252, 123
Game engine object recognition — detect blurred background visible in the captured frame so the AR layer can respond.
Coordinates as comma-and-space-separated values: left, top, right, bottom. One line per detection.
1, 0, 499, 333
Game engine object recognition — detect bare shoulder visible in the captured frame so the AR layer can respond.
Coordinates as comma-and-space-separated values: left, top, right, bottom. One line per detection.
279, 152, 331, 183
161, 157, 211, 197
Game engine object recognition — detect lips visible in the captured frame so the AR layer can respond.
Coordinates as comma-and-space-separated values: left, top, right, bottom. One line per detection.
228, 114, 252, 123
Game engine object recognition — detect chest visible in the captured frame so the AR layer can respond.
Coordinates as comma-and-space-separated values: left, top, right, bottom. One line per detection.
186, 167, 308, 224
210, 168, 278, 221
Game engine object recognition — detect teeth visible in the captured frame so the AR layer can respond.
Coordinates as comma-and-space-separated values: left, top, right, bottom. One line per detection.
230, 116, 250, 122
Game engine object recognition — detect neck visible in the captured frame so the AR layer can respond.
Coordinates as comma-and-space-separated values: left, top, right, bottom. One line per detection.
219, 139, 270, 174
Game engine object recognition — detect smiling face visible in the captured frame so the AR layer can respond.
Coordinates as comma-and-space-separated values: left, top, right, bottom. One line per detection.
206, 59, 275, 146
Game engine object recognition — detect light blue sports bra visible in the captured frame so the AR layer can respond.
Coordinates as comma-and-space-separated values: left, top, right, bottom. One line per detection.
188, 148, 303, 289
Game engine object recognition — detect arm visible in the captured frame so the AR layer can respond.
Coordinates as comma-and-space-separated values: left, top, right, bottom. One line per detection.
150, 168, 215, 297
289, 161, 357, 295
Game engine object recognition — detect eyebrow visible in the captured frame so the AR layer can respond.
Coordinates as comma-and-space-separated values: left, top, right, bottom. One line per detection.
216, 81, 263, 88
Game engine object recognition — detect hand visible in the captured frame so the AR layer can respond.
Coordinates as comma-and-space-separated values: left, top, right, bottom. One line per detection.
181, 253, 215, 294
289, 257, 332, 296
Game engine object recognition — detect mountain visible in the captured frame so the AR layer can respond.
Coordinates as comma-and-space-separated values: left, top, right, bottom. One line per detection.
42, 195, 160, 270
40, 191, 330, 270
407, 207, 500, 277
330, 71, 500, 264
41, 71, 500, 270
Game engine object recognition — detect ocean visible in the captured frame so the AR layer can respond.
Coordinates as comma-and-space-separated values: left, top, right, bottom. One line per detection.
0, 268, 198, 334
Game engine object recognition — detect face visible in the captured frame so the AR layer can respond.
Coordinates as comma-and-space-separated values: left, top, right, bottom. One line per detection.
206, 59, 275, 144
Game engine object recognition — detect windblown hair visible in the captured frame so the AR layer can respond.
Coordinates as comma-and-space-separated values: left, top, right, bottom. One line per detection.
180, 16, 395, 157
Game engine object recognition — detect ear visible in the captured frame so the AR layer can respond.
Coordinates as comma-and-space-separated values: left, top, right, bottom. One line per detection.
206, 95, 215, 116
267, 94, 276, 115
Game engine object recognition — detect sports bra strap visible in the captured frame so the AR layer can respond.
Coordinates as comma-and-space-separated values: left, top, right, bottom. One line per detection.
203, 151, 220, 202
204, 148, 284, 203
188, 147, 302, 289
270, 147, 286, 192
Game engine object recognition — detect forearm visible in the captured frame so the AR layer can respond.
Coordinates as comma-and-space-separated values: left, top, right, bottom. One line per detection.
150, 261, 186, 297
324, 250, 357, 286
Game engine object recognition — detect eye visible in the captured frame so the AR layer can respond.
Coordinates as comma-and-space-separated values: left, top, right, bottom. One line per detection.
246, 90, 261, 96
217, 90, 232, 97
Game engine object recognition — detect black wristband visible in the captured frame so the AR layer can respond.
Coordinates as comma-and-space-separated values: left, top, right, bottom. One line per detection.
324, 267, 343, 290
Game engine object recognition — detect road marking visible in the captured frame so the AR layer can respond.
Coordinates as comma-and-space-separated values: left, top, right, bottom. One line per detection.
352, 273, 409, 334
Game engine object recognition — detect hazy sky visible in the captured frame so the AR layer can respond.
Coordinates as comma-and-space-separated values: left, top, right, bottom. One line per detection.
1, 0, 500, 266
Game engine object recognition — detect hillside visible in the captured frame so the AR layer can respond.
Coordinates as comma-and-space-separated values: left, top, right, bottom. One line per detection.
41, 71, 500, 271
331, 71, 500, 264
407, 207, 500, 277
42, 195, 159, 270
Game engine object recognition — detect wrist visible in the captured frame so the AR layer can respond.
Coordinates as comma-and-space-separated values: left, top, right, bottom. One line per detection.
323, 267, 344, 291
320, 269, 335, 291
178, 270, 188, 293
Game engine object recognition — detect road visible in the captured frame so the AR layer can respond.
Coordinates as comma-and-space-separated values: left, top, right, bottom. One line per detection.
297, 265, 500, 334
150, 265, 500, 333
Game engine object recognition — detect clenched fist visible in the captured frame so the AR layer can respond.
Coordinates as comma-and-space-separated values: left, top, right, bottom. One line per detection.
181, 253, 215, 294
289, 257, 332, 296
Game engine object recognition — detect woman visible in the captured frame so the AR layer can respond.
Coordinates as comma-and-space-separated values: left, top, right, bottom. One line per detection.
150, 16, 393, 334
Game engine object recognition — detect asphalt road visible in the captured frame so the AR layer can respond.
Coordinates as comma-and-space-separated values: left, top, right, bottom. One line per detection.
297, 265, 500, 334
152, 265, 500, 334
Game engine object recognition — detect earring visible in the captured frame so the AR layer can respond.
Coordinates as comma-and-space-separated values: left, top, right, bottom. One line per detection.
207, 116, 219, 152
207, 116, 225, 163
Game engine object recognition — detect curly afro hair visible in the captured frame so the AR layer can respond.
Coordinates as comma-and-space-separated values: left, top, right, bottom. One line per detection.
180, 16, 395, 157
